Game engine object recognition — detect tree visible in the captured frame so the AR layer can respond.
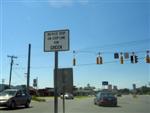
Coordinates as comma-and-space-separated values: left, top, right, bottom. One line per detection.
119, 88, 130, 94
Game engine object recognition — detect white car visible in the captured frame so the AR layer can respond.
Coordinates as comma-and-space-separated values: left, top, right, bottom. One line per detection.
60, 93, 74, 99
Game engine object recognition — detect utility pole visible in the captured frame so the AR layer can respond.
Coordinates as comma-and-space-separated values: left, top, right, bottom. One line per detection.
2, 79, 5, 84
7, 55, 17, 88
27, 44, 31, 93
2, 79, 5, 90
36, 77, 38, 90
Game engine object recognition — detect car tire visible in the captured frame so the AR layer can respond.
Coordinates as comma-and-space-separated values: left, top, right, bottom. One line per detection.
9, 101, 16, 109
25, 100, 30, 108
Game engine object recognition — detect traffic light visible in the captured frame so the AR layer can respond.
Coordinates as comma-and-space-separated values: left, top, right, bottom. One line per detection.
73, 58, 76, 66
73, 51, 76, 66
120, 56, 124, 64
96, 56, 103, 64
146, 55, 150, 63
146, 51, 150, 63
96, 57, 100, 64
134, 55, 138, 63
124, 52, 129, 59
100, 57, 103, 64
96, 52, 103, 64
114, 53, 119, 59
130, 55, 134, 63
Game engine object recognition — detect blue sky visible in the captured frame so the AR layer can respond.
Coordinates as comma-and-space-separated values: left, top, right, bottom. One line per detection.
0, 0, 150, 89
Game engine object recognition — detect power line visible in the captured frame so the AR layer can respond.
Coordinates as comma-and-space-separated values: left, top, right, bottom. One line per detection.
75, 38, 150, 52
74, 57, 148, 67
73, 50, 149, 55
13, 70, 25, 83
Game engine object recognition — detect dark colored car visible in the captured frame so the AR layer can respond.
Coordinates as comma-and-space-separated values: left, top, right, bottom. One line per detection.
94, 91, 117, 107
0, 89, 31, 109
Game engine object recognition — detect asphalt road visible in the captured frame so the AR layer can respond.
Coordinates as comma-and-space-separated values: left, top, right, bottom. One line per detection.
0, 95, 150, 113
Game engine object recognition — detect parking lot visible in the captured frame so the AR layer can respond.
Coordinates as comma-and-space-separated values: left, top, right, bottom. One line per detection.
0, 95, 150, 113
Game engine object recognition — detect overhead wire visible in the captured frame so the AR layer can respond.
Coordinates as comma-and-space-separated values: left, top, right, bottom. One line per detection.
75, 38, 150, 52
74, 57, 147, 67
4, 39, 149, 69
72, 39, 150, 67
12, 70, 26, 83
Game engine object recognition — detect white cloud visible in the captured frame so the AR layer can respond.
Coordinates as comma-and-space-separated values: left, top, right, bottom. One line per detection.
48, 0, 89, 8
78, 0, 89, 5
48, 0, 74, 8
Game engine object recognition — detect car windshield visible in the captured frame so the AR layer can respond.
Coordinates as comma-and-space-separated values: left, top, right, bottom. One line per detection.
65, 93, 71, 95
101, 93, 114, 97
0, 90, 17, 96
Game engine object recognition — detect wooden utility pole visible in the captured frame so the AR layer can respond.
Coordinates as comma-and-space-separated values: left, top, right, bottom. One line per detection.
7, 55, 17, 88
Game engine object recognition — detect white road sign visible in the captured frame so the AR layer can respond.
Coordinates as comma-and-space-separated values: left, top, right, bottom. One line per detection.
44, 29, 69, 52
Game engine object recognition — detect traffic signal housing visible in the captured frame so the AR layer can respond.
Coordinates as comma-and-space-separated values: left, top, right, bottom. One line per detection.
114, 53, 119, 59
73, 58, 76, 66
146, 55, 150, 63
96, 57, 100, 64
100, 57, 103, 64
120, 56, 124, 64
130, 55, 134, 63
135, 55, 138, 63
96, 56, 103, 64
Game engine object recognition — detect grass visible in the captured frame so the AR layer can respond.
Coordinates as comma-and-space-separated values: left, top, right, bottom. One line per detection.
31, 95, 92, 101
32, 96, 46, 102
75, 96, 93, 99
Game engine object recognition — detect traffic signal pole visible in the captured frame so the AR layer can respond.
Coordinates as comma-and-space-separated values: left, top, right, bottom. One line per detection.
27, 44, 31, 93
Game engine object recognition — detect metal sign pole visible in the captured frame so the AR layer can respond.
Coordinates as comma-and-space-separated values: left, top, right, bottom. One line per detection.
54, 51, 58, 113
62, 73, 65, 113
63, 93, 65, 113
44, 29, 69, 113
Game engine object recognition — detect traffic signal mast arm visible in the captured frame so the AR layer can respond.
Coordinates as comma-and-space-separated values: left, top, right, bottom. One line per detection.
72, 50, 150, 66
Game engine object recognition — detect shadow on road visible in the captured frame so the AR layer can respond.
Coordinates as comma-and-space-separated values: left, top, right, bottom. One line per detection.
0, 106, 33, 111
102, 105, 122, 108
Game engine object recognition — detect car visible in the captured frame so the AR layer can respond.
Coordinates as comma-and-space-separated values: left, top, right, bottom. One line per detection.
0, 89, 32, 109
60, 93, 74, 99
116, 93, 122, 97
94, 91, 117, 107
